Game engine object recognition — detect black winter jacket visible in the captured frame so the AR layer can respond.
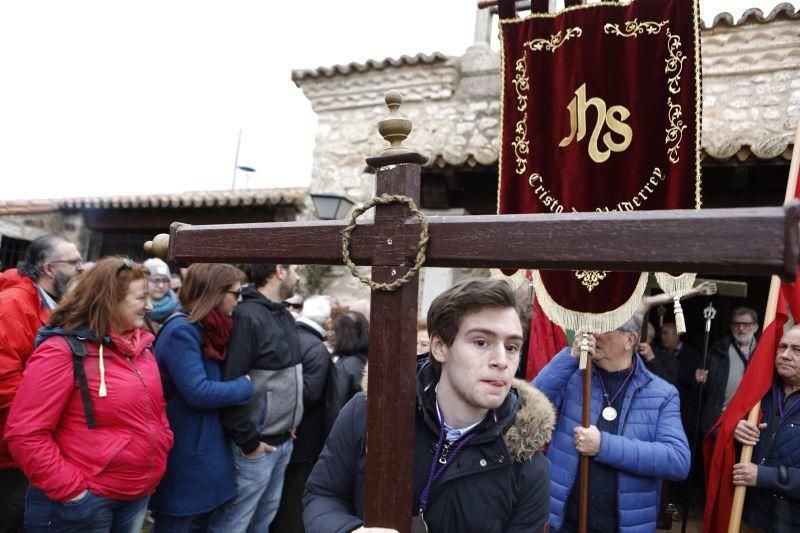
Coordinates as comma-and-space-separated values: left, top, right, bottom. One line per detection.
303, 359, 555, 533
744, 383, 800, 529
699, 336, 746, 436
324, 352, 367, 434
220, 285, 303, 454
291, 318, 331, 464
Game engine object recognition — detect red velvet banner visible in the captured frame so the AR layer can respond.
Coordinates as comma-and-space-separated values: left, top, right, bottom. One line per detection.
498, 0, 701, 332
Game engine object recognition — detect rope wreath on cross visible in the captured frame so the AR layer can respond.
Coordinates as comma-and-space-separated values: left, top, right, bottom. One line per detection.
340, 193, 429, 292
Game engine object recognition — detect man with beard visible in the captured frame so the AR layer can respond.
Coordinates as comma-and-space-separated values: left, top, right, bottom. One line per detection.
211, 264, 303, 532
0, 235, 83, 531
697, 307, 759, 438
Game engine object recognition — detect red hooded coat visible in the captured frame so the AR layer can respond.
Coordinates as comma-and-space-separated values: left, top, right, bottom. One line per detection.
4, 331, 173, 502
0, 269, 50, 468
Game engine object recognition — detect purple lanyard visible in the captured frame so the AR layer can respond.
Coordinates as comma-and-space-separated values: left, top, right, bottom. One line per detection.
777, 387, 800, 424
417, 427, 477, 514
596, 358, 636, 406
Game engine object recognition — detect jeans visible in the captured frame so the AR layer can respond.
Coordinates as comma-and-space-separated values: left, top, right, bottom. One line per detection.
151, 511, 210, 533
0, 467, 27, 533
24, 485, 148, 533
209, 440, 293, 533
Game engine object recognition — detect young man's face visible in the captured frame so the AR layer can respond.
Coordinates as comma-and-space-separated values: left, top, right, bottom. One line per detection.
431, 306, 523, 412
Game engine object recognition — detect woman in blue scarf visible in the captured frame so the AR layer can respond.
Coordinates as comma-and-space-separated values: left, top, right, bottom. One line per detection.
144, 258, 180, 334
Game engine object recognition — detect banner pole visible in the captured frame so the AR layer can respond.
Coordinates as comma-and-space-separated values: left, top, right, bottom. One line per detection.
727, 119, 800, 533
579, 333, 591, 533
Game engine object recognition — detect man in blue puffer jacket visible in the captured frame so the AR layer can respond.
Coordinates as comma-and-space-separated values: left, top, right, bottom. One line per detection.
533, 313, 690, 532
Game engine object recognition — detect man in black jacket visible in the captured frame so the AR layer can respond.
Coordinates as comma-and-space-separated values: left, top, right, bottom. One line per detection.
303, 278, 555, 533
210, 264, 303, 532
272, 295, 332, 533
697, 307, 759, 437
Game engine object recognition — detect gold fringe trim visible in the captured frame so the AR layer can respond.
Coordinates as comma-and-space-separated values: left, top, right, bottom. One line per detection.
654, 272, 696, 297
490, 268, 528, 291
532, 270, 649, 333
654, 272, 697, 334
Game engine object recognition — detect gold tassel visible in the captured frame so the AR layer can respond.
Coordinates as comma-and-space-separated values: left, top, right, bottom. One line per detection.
654, 272, 696, 335
98, 344, 107, 397
673, 296, 687, 334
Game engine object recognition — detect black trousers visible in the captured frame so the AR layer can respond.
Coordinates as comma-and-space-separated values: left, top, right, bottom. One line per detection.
0, 468, 27, 533
270, 460, 316, 533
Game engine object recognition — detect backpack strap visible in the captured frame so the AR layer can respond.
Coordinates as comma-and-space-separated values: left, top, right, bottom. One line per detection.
154, 311, 189, 343
63, 336, 96, 430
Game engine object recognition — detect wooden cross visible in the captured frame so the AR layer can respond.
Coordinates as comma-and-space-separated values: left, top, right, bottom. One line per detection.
145, 91, 800, 533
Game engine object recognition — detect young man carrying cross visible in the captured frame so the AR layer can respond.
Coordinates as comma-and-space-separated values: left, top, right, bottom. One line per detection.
303, 277, 555, 532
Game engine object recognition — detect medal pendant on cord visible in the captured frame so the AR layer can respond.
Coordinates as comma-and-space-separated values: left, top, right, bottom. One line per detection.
602, 405, 618, 421
411, 513, 429, 533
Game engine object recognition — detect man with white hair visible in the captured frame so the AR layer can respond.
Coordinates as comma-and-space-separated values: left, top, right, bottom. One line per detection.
272, 295, 332, 532
533, 314, 690, 532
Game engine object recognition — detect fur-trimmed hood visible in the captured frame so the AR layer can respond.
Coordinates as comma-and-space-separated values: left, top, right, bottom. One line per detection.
360, 363, 555, 463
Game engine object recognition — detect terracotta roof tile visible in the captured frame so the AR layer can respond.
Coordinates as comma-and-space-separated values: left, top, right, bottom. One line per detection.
0, 188, 306, 215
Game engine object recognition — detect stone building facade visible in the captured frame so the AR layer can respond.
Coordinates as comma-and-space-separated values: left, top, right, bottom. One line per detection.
292, 3, 800, 312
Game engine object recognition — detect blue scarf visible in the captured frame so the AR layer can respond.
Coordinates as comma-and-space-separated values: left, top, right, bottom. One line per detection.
147, 290, 179, 322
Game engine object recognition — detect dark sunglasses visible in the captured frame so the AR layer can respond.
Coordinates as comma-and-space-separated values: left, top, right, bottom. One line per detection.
283, 301, 303, 310
116, 258, 135, 275
224, 288, 243, 297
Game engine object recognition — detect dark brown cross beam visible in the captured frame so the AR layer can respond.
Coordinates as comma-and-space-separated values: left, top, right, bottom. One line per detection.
145, 92, 799, 533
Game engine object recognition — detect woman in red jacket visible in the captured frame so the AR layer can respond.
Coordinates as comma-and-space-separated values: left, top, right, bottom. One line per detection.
5, 256, 174, 533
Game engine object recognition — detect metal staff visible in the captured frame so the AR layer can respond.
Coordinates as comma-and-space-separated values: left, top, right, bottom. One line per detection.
682, 302, 716, 533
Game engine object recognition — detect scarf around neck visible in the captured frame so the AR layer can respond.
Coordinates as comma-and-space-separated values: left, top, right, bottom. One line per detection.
109, 328, 143, 357
201, 307, 233, 361
147, 289, 179, 322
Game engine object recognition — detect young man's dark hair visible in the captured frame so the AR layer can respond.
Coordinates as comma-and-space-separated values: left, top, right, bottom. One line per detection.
426, 277, 519, 375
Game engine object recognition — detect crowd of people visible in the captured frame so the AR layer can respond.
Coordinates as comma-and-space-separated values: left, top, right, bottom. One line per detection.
0, 234, 797, 532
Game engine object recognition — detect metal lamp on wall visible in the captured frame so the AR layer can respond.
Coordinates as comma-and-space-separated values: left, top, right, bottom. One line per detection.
310, 192, 355, 220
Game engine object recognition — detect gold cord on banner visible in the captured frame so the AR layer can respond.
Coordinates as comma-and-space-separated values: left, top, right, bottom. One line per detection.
654, 272, 697, 334
341, 194, 429, 292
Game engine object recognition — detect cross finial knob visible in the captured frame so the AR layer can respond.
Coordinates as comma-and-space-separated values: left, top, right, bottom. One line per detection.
377, 90, 412, 156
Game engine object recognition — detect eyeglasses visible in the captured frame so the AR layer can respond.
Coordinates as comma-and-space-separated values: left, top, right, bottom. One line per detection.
116, 258, 135, 275
49, 259, 84, 268
224, 288, 242, 297
283, 301, 303, 310
731, 321, 756, 328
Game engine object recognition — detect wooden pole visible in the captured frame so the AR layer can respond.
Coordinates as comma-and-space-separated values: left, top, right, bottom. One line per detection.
727, 119, 800, 533
578, 334, 591, 533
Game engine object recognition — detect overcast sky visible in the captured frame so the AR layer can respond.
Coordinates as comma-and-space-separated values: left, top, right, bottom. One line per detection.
0, 0, 789, 201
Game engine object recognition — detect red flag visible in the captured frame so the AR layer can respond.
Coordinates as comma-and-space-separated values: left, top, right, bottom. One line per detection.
701, 285, 792, 532
526, 296, 568, 381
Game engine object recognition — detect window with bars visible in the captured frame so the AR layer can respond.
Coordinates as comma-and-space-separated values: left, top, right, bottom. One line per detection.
0, 235, 32, 272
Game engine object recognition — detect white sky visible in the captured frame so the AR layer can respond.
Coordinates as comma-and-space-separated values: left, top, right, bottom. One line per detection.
0, 0, 790, 201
